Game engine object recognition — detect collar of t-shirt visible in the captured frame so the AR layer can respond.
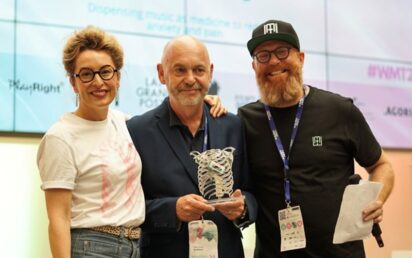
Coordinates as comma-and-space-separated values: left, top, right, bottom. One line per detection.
168, 104, 206, 153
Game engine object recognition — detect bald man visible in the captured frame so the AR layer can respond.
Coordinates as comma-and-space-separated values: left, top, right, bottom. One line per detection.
127, 36, 257, 258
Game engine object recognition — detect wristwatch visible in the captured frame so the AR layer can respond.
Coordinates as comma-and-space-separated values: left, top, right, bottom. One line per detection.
239, 203, 248, 220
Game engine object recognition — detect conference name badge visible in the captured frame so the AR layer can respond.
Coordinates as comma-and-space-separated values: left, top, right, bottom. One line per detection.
188, 220, 218, 258
278, 205, 306, 252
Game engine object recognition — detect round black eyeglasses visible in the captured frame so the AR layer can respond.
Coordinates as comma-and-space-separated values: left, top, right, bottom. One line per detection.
254, 47, 291, 63
73, 65, 118, 83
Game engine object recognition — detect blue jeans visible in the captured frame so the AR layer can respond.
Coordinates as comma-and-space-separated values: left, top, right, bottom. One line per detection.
71, 228, 140, 258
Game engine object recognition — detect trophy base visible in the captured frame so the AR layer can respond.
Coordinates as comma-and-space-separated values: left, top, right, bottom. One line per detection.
206, 196, 244, 205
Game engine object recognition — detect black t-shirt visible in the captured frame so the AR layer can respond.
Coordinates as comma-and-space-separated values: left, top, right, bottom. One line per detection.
168, 103, 206, 153
238, 86, 381, 258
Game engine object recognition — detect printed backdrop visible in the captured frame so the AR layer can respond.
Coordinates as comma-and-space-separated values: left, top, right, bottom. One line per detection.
1, 0, 412, 148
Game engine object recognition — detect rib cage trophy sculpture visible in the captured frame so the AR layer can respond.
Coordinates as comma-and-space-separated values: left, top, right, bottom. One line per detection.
191, 147, 237, 204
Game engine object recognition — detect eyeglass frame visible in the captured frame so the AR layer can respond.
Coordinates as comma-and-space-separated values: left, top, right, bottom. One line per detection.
253, 46, 292, 63
73, 65, 118, 83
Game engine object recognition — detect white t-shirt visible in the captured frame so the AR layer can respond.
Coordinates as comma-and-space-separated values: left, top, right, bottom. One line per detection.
37, 109, 145, 228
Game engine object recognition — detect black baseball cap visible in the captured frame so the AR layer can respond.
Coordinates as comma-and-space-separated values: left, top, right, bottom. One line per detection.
247, 20, 300, 56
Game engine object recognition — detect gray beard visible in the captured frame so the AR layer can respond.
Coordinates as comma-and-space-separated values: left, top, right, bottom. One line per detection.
171, 83, 207, 106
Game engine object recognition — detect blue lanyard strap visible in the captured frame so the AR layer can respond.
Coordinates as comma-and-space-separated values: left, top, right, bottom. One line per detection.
264, 86, 306, 205
202, 110, 208, 152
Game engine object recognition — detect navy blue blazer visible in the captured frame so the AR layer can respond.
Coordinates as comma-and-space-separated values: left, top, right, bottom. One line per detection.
127, 98, 257, 258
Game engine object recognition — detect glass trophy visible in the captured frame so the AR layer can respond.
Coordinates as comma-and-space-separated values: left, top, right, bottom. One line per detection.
191, 147, 240, 204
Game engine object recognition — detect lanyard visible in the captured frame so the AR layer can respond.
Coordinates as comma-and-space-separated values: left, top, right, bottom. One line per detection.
264, 86, 306, 206
202, 111, 208, 152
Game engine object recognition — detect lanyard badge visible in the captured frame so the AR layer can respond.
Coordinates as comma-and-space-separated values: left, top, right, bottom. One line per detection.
278, 206, 306, 251
188, 220, 218, 258
264, 86, 307, 251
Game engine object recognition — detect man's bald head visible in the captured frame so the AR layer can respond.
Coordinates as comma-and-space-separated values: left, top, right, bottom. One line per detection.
161, 35, 211, 67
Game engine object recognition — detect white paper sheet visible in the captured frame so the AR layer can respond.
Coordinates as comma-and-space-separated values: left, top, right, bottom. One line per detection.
333, 180, 383, 244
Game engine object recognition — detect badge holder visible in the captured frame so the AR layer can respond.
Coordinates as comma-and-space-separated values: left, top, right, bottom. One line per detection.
188, 217, 219, 258
278, 202, 306, 252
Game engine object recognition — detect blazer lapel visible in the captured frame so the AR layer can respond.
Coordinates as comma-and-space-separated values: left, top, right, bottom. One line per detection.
155, 100, 199, 186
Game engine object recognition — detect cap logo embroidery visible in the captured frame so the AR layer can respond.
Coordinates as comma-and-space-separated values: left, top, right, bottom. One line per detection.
263, 23, 278, 35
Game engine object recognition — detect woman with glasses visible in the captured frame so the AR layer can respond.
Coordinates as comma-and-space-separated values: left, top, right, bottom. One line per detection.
37, 26, 225, 258
37, 26, 144, 258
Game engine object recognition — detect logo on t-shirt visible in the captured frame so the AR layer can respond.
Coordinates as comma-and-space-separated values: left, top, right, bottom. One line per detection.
312, 136, 322, 147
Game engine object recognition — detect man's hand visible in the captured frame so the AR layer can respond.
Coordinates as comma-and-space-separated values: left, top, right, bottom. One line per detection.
204, 95, 227, 118
213, 189, 245, 221
362, 199, 384, 223
176, 194, 215, 222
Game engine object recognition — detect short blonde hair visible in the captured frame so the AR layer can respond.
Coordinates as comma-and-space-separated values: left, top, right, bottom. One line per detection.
62, 26, 124, 76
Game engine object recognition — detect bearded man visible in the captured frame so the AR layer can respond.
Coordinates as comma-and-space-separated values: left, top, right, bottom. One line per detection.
238, 20, 394, 258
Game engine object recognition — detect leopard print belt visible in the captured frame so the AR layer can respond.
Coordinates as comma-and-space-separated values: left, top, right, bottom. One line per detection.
91, 225, 141, 240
